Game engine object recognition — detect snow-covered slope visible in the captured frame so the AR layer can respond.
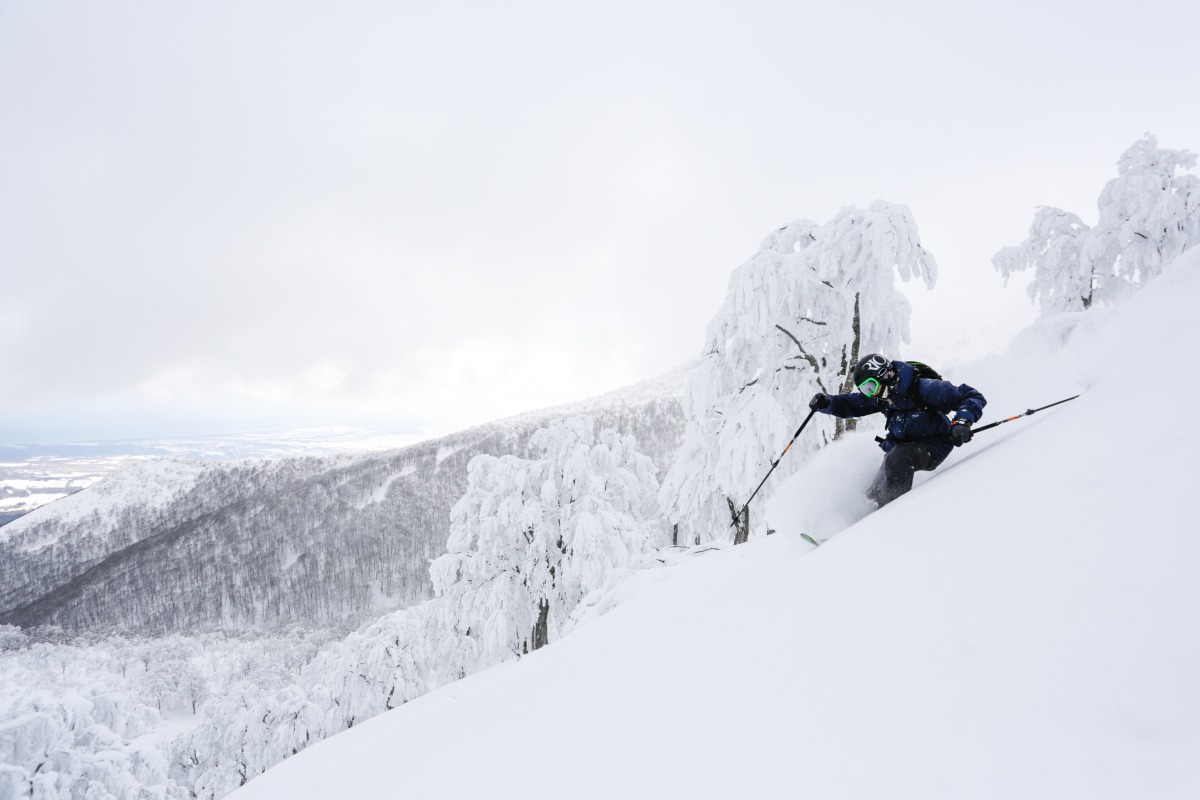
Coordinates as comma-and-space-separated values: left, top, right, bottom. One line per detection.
231, 254, 1200, 799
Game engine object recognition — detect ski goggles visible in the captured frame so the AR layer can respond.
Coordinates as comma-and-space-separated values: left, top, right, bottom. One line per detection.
857, 377, 884, 398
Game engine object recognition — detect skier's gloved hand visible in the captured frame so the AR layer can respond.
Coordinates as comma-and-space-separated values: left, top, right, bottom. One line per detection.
809, 393, 831, 411
950, 419, 973, 446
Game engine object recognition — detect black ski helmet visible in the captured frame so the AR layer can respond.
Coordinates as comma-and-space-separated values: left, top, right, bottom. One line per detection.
853, 353, 896, 389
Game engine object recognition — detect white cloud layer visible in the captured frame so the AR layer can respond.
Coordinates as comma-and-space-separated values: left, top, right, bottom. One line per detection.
1, 0, 1196, 441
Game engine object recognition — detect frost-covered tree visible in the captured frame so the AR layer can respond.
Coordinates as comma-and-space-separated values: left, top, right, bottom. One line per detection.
995, 134, 1200, 313
430, 416, 666, 664
0, 635, 192, 799
993, 207, 1094, 313
660, 202, 937, 545
1090, 135, 1200, 287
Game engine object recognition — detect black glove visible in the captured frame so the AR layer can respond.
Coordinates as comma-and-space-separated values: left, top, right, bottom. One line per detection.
809, 393, 831, 411
949, 419, 973, 446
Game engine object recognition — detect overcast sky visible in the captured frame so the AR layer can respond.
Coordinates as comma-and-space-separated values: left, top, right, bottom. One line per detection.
2, 0, 1197, 443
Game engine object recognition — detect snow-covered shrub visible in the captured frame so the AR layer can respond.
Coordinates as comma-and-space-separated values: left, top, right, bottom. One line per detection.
995, 134, 1200, 313
659, 203, 937, 544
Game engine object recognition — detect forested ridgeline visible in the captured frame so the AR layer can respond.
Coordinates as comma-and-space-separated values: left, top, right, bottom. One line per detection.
0, 389, 684, 635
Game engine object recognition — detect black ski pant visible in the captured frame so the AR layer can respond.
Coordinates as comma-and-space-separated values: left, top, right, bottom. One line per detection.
867, 439, 950, 508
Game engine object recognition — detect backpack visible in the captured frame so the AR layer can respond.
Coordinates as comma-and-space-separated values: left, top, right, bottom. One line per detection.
906, 360, 942, 382
873, 360, 948, 444
896, 360, 945, 416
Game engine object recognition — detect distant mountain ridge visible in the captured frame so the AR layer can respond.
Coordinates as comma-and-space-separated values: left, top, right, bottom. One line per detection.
0, 369, 688, 634
0, 427, 440, 525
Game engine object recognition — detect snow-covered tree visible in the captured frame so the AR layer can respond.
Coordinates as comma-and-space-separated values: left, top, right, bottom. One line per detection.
0, 636, 191, 800
994, 207, 1094, 313
660, 202, 937, 545
430, 416, 666, 664
1090, 135, 1200, 286
995, 134, 1200, 313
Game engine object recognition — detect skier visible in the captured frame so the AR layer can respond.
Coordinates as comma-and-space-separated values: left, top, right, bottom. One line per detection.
809, 353, 987, 507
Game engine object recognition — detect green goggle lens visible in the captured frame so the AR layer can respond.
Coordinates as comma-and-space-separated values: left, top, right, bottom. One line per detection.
857, 377, 883, 397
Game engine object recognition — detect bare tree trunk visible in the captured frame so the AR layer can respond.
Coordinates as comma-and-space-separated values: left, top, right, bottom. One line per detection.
531, 598, 550, 651
729, 498, 750, 545
834, 292, 862, 439
844, 292, 864, 434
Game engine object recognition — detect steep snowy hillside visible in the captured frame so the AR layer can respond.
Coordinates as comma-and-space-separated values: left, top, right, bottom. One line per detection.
0, 372, 685, 634
231, 256, 1200, 799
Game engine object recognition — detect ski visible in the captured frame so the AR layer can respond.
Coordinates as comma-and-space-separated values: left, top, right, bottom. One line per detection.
800, 533, 823, 547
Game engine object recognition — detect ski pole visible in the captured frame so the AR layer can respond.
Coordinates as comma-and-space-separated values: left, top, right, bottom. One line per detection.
729, 408, 818, 527
972, 394, 1080, 435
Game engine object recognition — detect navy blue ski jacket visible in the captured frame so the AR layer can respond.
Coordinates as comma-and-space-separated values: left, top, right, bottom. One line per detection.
819, 361, 987, 460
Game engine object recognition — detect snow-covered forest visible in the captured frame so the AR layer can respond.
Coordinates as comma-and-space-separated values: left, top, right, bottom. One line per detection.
2, 134, 1198, 799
